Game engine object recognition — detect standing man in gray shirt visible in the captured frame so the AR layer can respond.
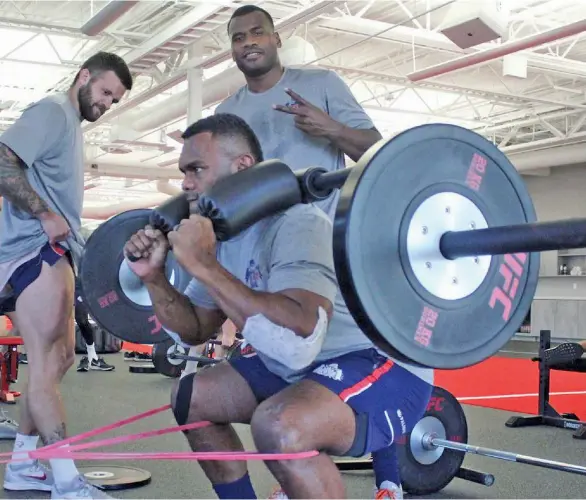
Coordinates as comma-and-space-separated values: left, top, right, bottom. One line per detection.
0, 52, 132, 500
215, 5, 382, 220
216, 6, 416, 498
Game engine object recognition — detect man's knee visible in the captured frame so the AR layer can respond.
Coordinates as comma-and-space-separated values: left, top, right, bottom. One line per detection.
251, 400, 307, 454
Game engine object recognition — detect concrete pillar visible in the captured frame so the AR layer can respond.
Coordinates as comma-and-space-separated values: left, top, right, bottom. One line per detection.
186, 43, 204, 125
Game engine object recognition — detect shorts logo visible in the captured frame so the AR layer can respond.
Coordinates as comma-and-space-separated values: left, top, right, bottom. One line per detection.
396, 408, 407, 434
245, 259, 263, 289
313, 363, 343, 381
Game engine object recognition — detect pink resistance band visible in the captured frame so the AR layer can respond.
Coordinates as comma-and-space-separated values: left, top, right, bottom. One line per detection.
0, 404, 318, 463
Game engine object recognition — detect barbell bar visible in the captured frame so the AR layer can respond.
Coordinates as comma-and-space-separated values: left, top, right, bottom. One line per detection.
427, 436, 586, 476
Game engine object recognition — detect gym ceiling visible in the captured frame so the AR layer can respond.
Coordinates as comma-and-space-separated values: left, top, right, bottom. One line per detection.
1, 0, 585, 226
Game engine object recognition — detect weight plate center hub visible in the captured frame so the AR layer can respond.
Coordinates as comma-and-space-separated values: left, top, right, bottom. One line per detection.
410, 416, 446, 465
167, 345, 186, 366
406, 192, 491, 300
118, 260, 176, 307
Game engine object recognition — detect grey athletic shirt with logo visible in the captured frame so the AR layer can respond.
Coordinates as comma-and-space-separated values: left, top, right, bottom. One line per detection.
0, 93, 85, 263
215, 67, 434, 384
184, 204, 433, 384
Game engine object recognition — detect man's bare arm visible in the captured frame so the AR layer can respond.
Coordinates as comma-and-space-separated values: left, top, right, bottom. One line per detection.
145, 272, 226, 345
0, 143, 50, 216
195, 262, 333, 338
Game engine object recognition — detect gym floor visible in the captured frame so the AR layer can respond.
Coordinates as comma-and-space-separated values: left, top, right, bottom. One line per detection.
1, 340, 585, 499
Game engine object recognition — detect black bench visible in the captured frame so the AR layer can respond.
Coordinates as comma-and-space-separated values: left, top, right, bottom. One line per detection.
505, 329, 586, 439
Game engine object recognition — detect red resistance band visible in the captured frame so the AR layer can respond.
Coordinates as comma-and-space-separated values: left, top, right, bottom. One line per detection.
0, 404, 318, 463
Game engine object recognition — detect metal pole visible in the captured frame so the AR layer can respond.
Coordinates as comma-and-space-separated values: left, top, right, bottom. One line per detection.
312, 167, 353, 192
431, 437, 586, 476
440, 218, 586, 259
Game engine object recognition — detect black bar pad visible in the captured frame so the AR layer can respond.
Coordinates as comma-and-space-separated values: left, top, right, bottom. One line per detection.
197, 160, 303, 241
150, 193, 190, 234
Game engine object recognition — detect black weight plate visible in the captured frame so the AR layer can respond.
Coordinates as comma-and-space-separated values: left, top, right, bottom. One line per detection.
153, 338, 186, 378
334, 123, 539, 369
397, 386, 467, 495
78, 465, 151, 491
129, 365, 157, 374
79, 209, 192, 345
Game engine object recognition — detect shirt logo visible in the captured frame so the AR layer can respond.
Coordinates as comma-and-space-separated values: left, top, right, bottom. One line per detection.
245, 259, 263, 289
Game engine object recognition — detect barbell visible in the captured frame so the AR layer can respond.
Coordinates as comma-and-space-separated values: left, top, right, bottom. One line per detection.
79, 122, 582, 368
398, 386, 586, 493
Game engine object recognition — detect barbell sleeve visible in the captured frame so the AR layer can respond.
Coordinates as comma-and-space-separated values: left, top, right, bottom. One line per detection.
440, 218, 586, 260
311, 167, 353, 192
430, 437, 586, 476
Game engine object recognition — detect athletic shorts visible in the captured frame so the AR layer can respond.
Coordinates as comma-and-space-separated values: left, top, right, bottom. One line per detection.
229, 345, 433, 457
0, 242, 71, 314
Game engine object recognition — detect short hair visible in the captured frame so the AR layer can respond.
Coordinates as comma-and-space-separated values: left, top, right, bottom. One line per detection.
74, 51, 133, 90
227, 4, 275, 33
182, 113, 264, 163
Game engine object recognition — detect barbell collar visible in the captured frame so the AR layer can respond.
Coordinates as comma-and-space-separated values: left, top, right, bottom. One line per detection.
311, 166, 353, 193
430, 436, 586, 476
440, 218, 586, 260
295, 167, 333, 203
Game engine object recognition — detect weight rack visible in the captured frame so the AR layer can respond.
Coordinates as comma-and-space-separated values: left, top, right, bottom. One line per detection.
505, 329, 586, 439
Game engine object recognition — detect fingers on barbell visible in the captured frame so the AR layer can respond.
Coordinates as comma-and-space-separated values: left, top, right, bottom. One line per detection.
126, 231, 154, 258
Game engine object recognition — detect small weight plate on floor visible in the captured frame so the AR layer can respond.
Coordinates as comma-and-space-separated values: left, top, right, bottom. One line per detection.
334, 123, 540, 369
397, 386, 468, 495
78, 465, 151, 490
153, 338, 186, 377
129, 365, 158, 374
79, 209, 192, 345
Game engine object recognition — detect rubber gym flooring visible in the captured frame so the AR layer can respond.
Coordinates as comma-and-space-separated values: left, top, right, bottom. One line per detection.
1, 340, 585, 499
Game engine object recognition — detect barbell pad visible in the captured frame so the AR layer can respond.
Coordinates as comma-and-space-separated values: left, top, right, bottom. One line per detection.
197, 159, 304, 241
150, 193, 190, 234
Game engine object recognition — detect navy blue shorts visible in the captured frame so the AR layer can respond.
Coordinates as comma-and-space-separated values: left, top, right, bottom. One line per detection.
230, 346, 433, 457
1, 242, 70, 314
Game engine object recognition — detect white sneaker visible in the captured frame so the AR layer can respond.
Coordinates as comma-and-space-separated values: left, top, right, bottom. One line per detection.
51, 474, 114, 499
4, 460, 54, 491
374, 480, 404, 499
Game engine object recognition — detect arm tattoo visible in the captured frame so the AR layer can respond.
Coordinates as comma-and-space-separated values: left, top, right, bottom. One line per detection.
40, 422, 67, 446
0, 144, 49, 216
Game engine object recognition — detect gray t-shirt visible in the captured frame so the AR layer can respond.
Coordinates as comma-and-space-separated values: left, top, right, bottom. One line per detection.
215, 67, 375, 219
184, 204, 375, 382
0, 93, 85, 263
184, 204, 432, 384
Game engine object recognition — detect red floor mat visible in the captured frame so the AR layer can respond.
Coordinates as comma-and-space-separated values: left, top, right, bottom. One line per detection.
435, 357, 586, 419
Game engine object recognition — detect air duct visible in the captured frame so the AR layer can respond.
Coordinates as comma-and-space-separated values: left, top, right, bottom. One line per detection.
408, 18, 586, 81
81, 0, 139, 36
509, 141, 586, 171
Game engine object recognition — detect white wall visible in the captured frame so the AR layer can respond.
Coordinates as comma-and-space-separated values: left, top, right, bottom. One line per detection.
523, 164, 586, 221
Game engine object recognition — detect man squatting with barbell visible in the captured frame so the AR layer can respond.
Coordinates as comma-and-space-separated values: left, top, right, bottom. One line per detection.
124, 112, 435, 499
215, 5, 418, 497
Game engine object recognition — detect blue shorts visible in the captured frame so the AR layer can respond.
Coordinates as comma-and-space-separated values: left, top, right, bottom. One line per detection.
230, 346, 433, 457
0, 242, 70, 314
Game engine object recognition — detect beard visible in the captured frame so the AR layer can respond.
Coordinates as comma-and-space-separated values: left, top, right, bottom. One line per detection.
78, 83, 105, 122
